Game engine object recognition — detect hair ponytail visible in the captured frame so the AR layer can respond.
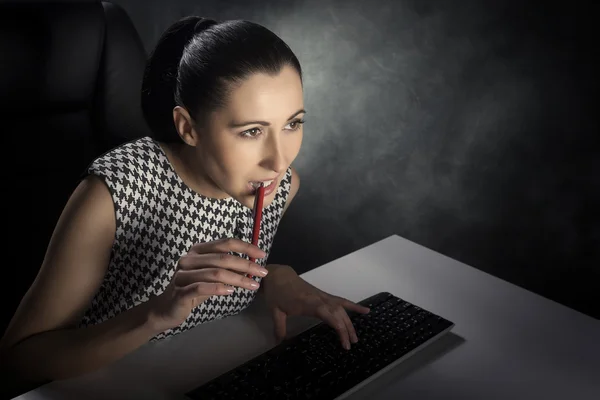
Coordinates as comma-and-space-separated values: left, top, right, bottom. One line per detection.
141, 16, 217, 141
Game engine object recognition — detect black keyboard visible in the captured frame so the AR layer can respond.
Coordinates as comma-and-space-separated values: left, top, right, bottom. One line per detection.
185, 292, 454, 400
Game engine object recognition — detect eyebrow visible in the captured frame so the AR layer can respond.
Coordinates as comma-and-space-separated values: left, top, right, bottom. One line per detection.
228, 109, 307, 128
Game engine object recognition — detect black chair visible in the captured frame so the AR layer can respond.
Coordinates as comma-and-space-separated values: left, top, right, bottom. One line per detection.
0, 0, 151, 336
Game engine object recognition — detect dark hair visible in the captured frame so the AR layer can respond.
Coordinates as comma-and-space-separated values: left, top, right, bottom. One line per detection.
141, 16, 303, 143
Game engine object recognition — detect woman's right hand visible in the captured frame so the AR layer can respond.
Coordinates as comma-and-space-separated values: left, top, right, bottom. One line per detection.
146, 238, 269, 332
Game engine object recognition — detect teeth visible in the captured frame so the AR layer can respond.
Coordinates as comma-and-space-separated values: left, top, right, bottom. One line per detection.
250, 180, 273, 189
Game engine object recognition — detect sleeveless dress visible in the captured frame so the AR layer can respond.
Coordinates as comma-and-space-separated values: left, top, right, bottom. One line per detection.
77, 136, 292, 341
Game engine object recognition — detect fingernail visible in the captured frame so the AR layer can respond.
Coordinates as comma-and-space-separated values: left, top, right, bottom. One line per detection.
345, 342, 351, 350
250, 282, 259, 288
227, 288, 234, 293
258, 269, 269, 276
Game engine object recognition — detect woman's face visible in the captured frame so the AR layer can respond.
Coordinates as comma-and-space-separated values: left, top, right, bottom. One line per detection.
176, 64, 304, 209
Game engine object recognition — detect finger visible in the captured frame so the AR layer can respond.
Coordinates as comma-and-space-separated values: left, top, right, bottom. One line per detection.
178, 253, 269, 278
191, 237, 266, 259
177, 282, 234, 303
175, 268, 260, 291
272, 307, 287, 343
336, 307, 358, 344
336, 297, 370, 314
316, 305, 351, 350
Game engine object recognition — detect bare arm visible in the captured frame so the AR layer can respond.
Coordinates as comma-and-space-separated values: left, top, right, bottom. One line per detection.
0, 176, 164, 390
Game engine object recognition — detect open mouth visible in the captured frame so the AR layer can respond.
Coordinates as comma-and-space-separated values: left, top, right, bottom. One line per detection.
248, 176, 279, 195
249, 180, 274, 189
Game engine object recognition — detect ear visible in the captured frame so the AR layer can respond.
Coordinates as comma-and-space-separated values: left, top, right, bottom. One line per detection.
173, 106, 200, 147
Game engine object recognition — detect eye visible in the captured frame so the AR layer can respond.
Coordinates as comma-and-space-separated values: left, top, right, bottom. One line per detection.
285, 119, 306, 131
240, 127, 262, 139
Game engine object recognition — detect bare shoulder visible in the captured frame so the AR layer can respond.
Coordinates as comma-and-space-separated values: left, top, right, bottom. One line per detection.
283, 166, 300, 214
62, 174, 115, 225
50, 175, 116, 248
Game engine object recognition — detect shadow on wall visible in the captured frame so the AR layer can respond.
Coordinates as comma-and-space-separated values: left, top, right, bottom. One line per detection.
126, 0, 600, 319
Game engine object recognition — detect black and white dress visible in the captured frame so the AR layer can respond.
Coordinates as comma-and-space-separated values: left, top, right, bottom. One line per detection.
77, 136, 291, 340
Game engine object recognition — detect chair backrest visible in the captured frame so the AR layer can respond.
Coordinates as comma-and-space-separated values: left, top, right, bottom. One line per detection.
0, 0, 151, 335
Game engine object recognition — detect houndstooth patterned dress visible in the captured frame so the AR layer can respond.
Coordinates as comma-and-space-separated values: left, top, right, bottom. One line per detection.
77, 136, 291, 341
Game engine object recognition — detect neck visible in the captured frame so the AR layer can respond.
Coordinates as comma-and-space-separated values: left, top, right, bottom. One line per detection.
158, 141, 230, 200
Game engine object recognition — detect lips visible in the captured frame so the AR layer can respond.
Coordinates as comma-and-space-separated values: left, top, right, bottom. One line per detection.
248, 175, 280, 196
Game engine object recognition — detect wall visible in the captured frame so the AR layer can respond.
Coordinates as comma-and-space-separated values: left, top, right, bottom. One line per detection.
115, 0, 599, 318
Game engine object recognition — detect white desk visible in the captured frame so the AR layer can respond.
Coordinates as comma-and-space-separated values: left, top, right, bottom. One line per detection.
13, 235, 600, 399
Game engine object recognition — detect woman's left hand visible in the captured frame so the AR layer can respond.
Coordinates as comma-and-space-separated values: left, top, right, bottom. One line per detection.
262, 265, 370, 350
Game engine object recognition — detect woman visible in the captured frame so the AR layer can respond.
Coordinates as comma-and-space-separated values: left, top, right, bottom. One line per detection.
0, 16, 369, 386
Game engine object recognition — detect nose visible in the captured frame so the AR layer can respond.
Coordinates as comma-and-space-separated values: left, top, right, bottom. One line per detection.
260, 133, 287, 174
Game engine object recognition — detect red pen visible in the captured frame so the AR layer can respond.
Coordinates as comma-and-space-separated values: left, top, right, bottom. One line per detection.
246, 182, 265, 278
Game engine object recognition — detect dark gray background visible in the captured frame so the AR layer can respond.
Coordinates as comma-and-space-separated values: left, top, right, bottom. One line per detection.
114, 0, 598, 318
